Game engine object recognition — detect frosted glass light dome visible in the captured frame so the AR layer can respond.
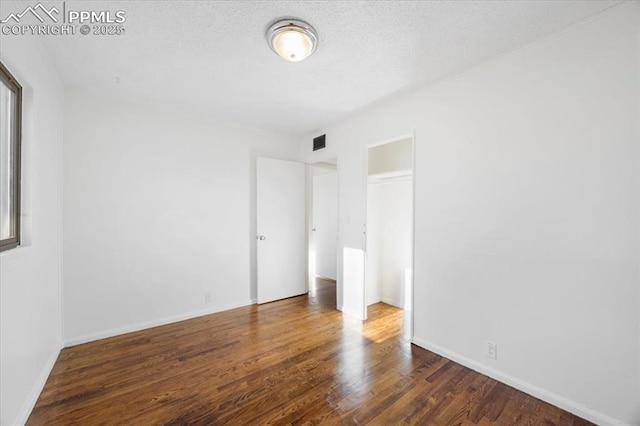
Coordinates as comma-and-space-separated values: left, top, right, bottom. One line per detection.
267, 19, 318, 62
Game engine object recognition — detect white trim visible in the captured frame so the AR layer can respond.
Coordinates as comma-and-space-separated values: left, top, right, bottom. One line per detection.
314, 275, 336, 281
363, 133, 416, 329
58, 88, 65, 356
307, 159, 340, 307
411, 337, 629, 426
367, 169, 413, 184
14, 342, 63, 426
64, 300, 253, 347
312, 162, 337, 171
366, 133, 414, 150
366, 297, 381, 306
380, 296, 403, 309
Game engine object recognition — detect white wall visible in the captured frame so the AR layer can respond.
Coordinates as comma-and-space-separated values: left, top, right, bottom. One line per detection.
0, 35, 64, 425
366, 180, 413, 308
368, 137, 413, 175
63, 90, 299, 344
312, 171, 338, 280
299, 4, 639, 425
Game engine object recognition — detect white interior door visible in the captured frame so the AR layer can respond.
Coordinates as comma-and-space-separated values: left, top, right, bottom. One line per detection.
257, 157, 306, 304
312, 172, 338, 280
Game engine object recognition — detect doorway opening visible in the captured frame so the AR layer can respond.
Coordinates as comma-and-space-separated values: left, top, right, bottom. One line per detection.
308, 159, 339, 309
365, 137, 414, 338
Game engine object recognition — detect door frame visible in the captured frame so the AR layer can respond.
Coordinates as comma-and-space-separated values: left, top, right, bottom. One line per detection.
362, 132, 416, 335
306, 158, 339, 299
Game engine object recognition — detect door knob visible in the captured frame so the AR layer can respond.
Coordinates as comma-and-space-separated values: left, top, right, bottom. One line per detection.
258, 235, 266, 240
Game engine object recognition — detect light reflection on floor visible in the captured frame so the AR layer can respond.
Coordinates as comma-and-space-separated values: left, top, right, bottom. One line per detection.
308, 276, 414, 410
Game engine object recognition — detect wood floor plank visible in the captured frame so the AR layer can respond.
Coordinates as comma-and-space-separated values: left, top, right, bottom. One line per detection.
28, 278, 592, 425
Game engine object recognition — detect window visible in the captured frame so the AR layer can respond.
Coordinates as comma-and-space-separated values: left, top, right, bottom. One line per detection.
0, 62, 22, 252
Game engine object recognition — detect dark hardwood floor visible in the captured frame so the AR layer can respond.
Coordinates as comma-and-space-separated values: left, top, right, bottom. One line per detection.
28, 278, 591, 425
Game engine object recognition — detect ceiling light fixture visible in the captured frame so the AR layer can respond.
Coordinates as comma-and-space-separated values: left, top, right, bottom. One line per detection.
266, 18, 318, 62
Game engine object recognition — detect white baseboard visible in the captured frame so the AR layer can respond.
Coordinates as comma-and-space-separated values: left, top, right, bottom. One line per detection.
380, 297, 403, 309
14, 341, 63, 426
64, 300, 254, 347
411, 337, 627, 426
367, 297, 381, 306
315, 274, 336, 281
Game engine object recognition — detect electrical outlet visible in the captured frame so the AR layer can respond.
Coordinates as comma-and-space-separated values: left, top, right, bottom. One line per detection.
486, 341, 497, 360
204, 293, 212, 304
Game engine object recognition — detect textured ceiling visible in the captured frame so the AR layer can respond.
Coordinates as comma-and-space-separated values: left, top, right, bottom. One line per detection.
16, 0, 623, 135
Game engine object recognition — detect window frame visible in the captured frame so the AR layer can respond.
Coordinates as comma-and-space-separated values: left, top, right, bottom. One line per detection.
0, 61, 22, 252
